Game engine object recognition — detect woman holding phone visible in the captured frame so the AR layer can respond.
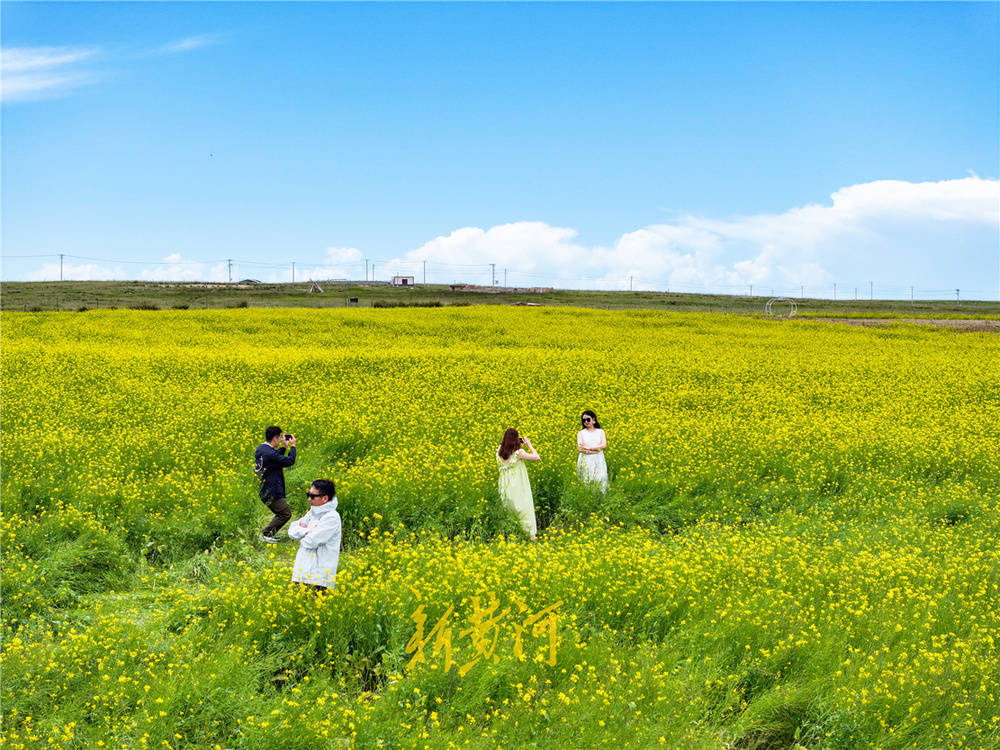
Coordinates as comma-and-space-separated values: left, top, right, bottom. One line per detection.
496, 428, 541, 539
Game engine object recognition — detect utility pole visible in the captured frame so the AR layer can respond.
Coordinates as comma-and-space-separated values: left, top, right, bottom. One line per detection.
870, 281, 873, 300
364, 260, 368, 282
800, 285, 804, 298
833, 283, 837, 300
749, 284, 753, 297
291, 262, 295, 283
371, 264, 375, 282
59, 253, 64, 281
629, 276, 633, 291
228, 259, 233, 283
490, 263, 496, 286
504, 268, 507, 288
956, 288, 960, 302
423, 260, 426, 285
854, 287, 858, 300
911, 285, 914, 302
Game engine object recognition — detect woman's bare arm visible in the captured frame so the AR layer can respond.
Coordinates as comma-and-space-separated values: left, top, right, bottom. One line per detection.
520, 438, 541, 461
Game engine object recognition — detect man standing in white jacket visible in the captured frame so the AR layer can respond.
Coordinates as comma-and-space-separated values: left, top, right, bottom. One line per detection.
288, 479, 342, 592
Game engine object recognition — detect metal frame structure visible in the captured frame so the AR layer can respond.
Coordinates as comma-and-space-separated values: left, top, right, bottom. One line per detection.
764, 297, 798, 318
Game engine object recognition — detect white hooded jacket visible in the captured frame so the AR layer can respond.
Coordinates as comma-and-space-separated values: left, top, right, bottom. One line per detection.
287, 497, 342, 588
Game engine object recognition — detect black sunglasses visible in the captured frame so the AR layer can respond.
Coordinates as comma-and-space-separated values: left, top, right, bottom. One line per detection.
582, 417, 593, 422
306, 491, 325, 499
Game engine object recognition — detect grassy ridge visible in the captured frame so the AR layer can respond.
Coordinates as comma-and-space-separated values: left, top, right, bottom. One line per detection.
2, 307, 999, 748
3, 280, 999, 316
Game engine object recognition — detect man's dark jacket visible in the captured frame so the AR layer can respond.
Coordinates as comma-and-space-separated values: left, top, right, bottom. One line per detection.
254, 443, 296, 500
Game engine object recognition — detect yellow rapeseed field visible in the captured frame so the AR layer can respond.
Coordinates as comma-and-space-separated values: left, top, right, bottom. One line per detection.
1, 307, 998, 749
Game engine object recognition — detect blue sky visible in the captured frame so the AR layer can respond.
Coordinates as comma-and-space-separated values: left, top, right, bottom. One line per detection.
2, 2, 998, 298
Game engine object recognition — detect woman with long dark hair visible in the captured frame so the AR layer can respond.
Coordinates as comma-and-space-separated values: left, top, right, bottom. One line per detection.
496, 427, 541, 539
576, 410, 608, 492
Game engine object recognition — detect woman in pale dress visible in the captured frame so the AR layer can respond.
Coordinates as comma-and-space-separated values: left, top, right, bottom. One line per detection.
496, 428, 541, 539
577, 410, 608, 492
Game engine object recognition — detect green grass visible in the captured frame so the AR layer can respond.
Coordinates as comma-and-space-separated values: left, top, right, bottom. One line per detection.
3, 279, 999, 317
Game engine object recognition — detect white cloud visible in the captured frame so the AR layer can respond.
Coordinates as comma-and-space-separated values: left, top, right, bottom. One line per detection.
1, 46, 100, 102
139, 254, 229, 282
674, 176, 998, 291
159, 35, 220, 54
26, 261, 124, 282
826, 177, 998, 222
388, 222, 589, 284
385, 176, 998, 294
262, 246, 368, 283
409, 223, 586, 271
325, 246, 364, 265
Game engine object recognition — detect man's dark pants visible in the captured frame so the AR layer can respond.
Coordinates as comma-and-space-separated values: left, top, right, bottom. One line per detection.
261, 495, 292, 537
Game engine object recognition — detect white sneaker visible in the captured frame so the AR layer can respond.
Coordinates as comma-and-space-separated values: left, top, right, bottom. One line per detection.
260, 533, 279, 544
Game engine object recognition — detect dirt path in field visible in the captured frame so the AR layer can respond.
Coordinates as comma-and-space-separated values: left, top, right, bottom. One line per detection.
810, 317, 1000, 333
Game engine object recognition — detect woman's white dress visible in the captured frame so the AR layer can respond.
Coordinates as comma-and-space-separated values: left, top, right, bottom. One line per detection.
577, 428, 609, 491
497, 448, 537, 538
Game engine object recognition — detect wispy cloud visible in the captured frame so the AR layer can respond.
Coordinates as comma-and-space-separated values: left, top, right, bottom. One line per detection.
2, 33, 221, 103
159, 34, 220, 55
1, 45, 100, 102
2, 46, 97, 72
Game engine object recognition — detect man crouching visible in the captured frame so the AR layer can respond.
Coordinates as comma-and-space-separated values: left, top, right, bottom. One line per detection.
288, 479, 342, 592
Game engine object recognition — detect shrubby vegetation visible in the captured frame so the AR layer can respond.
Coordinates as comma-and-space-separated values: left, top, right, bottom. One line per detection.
2, 307, 998, 748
